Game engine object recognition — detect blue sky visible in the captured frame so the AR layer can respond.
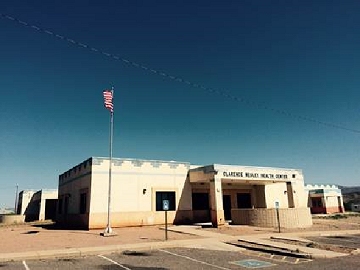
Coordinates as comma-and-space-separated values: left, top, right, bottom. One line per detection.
1, 1, 360, 207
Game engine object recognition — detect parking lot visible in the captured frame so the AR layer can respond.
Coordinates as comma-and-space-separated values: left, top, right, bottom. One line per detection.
1, 217, 360, 269
1, 247, 360, 270
306, 234, 360, 250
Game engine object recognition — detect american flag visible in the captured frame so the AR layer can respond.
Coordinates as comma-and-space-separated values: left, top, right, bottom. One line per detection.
103, 90, 114, 112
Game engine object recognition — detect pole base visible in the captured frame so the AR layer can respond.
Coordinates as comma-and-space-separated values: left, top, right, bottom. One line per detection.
100, 226, 117, 237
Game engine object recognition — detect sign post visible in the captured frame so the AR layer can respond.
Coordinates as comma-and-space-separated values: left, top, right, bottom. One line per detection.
163, 200, 169, 240
275, 200, 280, 233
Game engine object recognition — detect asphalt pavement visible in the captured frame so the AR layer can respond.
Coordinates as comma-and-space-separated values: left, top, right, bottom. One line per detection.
1, 247, 360, 270
0, 224, 359, 269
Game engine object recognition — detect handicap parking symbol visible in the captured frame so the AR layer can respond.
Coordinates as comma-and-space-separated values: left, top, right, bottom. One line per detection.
230, 259, 275, 268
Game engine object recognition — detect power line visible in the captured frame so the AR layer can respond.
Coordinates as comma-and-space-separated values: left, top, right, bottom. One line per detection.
1, 13, 360, 134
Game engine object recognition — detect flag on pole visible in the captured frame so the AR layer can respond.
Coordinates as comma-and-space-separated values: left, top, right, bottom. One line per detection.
103, 90, 114, 112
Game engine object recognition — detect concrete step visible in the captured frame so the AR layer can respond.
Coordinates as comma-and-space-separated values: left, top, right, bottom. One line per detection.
226, 239, 311, 258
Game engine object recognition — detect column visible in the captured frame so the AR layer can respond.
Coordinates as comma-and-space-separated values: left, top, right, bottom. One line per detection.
209, 176, 225, 227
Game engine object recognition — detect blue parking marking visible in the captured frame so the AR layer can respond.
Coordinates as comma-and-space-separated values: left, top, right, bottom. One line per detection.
230, 259, 275, 268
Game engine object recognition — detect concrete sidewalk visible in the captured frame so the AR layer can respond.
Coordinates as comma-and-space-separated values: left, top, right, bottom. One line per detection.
166, 226, 360, 259
1, 224, 359, 262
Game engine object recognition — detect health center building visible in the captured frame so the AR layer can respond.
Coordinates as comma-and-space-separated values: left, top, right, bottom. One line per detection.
56, 157, 312, 230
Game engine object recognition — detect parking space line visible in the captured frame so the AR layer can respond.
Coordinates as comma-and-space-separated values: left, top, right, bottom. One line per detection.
159, 249, 231, 270
238, 249, 313, 264
98, 255, 131, 270
22, 261, 30, 270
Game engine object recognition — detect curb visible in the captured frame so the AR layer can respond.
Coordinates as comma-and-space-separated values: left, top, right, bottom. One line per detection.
0, 238, 208, 263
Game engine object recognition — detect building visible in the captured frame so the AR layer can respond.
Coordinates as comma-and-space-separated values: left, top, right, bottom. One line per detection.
57, 157, 312, 230
17, 189, 58, 222
0, 208, 14, 215
305, 184, 344, 214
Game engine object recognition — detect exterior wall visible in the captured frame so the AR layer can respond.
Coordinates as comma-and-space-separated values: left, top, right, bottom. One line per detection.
209, 164, 307, 210
17, 190, 36, 215
231, 208, 312, 228
222, 185, 253, 207
264, 183, 289, 209
57, 157, 192, 229
37, 190, 58, 221
264, 177, 308, 209
0, 215, 25, 225
189, 164, 311, 228
57, 158, 93, 228
58, 158, 312, 229
24, 191, 41, 222
88, 157, 190, 229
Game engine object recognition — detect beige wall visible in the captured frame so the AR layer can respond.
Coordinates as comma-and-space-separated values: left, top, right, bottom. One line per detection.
37, 190, 58, 221
57, 158, 93, 228
0, 214, 25, 225
264, 183, 289, 208
17, 190, 36, 215
264, 180, 308, 209
58, 158, 312, 229
88, 158, 190, 228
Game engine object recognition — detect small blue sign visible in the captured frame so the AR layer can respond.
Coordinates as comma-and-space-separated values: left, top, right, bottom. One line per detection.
230, 259, 275, 268
162, 200, 169, 211
275, 201, 280, 209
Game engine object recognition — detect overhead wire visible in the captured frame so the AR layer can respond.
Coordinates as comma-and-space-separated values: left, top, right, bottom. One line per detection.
1, 13, 360, 134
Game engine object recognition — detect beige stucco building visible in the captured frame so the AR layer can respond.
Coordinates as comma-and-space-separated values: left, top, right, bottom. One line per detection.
305, 184, 344, 214
57, 157, 312, 229
17, 189, 58, 222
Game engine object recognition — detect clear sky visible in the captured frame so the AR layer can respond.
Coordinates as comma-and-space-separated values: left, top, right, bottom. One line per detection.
1, 1, 360, 208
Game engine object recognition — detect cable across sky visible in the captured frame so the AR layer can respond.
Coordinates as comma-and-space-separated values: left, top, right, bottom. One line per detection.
1, 12, 359, 134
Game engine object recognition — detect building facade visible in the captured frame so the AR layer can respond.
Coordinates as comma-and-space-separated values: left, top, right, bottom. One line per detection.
57, 157, 312, 229
305, 184, 344, 214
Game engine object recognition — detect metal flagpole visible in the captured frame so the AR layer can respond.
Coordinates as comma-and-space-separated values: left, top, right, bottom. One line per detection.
102, 87, 115, 236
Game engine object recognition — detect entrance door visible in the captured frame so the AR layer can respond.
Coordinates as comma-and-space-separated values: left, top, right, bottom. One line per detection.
223, 195, 231, 221
45, 199, 57, 220
192, 193, 211, 222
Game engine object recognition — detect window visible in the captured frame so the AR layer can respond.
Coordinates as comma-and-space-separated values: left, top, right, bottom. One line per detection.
80, 193, 87, 214
156, 191, 176, 211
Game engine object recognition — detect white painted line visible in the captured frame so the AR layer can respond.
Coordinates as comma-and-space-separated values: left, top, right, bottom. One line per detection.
159, 249, 231, 270
22, 261, 30, 270
98, 255, 131, 270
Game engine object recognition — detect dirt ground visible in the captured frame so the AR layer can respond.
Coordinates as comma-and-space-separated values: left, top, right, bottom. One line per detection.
0, 224, 199, 253
202, 215, 360, 235
1, 215, 359, 254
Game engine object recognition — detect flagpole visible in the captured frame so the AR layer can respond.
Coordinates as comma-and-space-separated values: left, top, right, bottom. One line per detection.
102, 87, 114, 236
